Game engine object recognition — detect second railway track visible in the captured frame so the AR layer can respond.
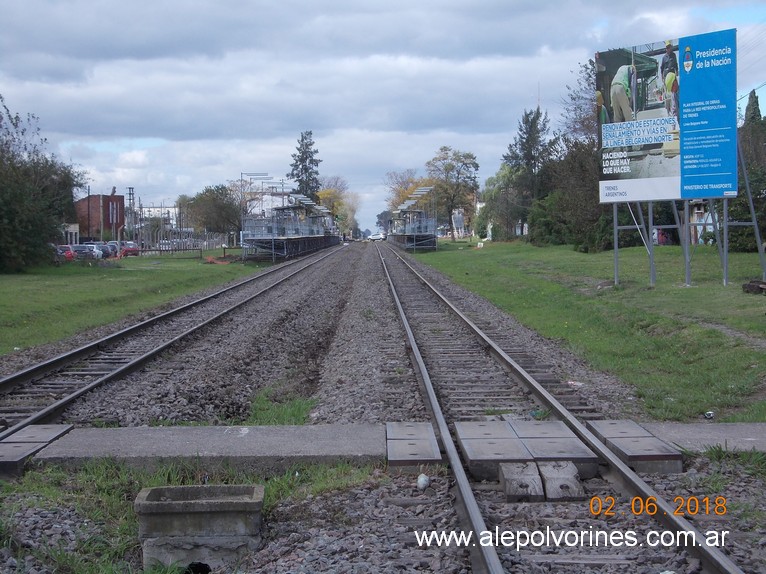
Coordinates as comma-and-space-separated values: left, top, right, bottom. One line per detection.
0, 246, 345, 440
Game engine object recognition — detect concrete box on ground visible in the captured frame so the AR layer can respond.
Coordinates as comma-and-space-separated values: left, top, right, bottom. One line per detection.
134, 484, 264, 571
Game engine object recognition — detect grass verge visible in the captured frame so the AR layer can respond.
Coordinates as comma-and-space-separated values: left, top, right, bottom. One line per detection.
0, 254, 265, 356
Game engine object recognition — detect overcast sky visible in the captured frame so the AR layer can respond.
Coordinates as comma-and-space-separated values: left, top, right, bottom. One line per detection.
3, 2, 765, 231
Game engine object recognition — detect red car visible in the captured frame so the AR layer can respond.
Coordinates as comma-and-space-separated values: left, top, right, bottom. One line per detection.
57, 245, 76, 261
120, 241, 140, 256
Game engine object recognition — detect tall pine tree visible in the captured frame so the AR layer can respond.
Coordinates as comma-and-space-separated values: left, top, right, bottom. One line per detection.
287, 130, 322, 202
502, 107, 557, 221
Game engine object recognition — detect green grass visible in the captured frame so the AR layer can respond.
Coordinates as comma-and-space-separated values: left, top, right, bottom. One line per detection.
704, 444, 766, 479
0, 254, 265, 355
414, 240, 766, 422
0, 459, 380, 573
238, 387, 316, 426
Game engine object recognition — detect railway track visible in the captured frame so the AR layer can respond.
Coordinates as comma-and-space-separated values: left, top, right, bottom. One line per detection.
377, 243, 743, 574
0, 246, 345, 442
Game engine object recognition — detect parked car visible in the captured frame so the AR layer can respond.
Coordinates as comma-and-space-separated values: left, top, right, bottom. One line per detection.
120, 241, 140, 256
57, 245, 76, 261
100, 243, 118, 258
71, 244, 93, 260
95, 242, 114, 258
82, 244, 103, 259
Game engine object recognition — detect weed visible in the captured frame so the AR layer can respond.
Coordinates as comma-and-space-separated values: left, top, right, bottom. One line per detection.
240, 387, 316, 425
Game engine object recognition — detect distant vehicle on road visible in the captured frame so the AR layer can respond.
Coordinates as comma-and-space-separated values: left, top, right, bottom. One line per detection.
368, 232, 386, 241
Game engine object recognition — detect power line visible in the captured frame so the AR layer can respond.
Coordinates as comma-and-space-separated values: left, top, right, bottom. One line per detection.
737, 80, 766, 101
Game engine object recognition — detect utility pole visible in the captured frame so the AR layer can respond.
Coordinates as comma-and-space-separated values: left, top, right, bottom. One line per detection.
127, 187, 135, 241
87, 185, 91, 239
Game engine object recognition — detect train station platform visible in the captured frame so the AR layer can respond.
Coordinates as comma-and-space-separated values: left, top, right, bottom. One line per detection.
0, 421, 764, 478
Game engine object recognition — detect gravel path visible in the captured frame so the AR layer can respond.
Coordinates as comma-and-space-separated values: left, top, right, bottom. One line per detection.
0, 242, 764, 573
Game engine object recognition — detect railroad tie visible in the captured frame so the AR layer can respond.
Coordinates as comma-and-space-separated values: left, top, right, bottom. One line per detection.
536, 461, 587, 501
499, 462, 545, 502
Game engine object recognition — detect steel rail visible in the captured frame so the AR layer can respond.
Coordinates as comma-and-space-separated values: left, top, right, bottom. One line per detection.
0, 246, 345, 443
0, 250, 340, 394
385, 245, 744, 574
376, 245, 505, 574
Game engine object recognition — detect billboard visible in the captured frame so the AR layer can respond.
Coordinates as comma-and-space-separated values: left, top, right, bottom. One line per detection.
597, 29, 737, 203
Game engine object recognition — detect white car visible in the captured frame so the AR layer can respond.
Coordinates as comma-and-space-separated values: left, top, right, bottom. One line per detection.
369, 232, 385, 241
83, 244, 103, 259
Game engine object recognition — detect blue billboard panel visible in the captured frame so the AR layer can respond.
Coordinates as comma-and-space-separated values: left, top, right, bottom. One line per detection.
597, 29, 737, 203
678, 29, 738, 199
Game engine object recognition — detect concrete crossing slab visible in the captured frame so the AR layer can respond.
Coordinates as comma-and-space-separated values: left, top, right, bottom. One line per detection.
34, 425, 386, 476
454, 421, 517, 439
0, 425, 74, 476
386, 422, 441, 468
586, 420, 652, 443
458, 438, 533, 481
4, 424, 74, 443
606, 436, 683, 474
505, 419, 577, 439
385, 422, 434, 440
386, 439, 442, 467
0, 442, 48, 476
642, 422, 766, 453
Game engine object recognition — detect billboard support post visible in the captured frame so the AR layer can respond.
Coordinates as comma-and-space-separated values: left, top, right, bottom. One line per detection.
723, 199, 729, 285
737, 139, 766, 281
613, 203, 619, 285
648, 201, 656, 286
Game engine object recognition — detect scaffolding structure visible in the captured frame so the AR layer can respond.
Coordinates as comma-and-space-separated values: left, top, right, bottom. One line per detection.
241, 191, 339, 261
388, 187, 437, 251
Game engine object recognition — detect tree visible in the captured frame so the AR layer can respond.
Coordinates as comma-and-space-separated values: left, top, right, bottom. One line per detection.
319, 175, 348, 195
527, 136, 612, 251
426, 146, 479, 240
317, 175, 359, 237
376, 209, 393, 232
728, 89, 766, 251
186, 185, 241, 234
744, 90, 763, 125
502, 106, 558, 223
384, 168, 419, 212
0, 94, 85, 272
287, 130, 322, 202
475, 164, 524, 240
560, 60, 599, 142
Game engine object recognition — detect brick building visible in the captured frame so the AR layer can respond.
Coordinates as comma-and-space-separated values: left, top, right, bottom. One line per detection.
75, 188, 125, 241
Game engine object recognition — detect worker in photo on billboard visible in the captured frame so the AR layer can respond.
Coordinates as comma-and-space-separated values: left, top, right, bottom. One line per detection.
610, 64, 635, 123
661, 41, 680, 126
